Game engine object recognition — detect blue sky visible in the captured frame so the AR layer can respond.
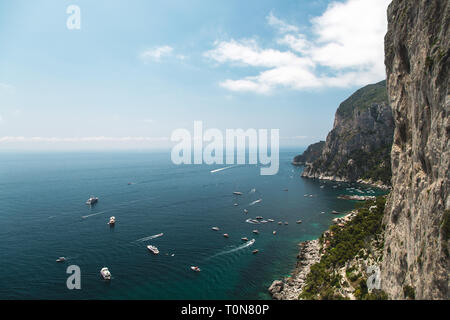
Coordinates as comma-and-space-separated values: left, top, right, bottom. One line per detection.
0, 0, 390, 150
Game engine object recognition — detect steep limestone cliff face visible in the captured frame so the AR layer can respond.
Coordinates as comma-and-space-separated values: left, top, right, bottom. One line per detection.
381, 0, 449, 299
292, 141, 325, 165
301, 81, 394, 186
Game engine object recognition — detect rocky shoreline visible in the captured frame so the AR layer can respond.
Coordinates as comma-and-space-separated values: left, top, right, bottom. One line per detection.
301, 173, 391, 190
268, 239, 321, 300
268, 211, 357, 300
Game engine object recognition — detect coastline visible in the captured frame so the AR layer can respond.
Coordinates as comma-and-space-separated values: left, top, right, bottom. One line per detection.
268, 210, 357, 300
300, 171, 391, 190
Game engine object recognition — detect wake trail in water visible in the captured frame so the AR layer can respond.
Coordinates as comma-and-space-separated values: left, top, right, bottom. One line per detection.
210, 165, 240, 174
209, 239, 255, 259
81, 211, 109, 219
249, 199, 262, 206
135, 233, 164, 242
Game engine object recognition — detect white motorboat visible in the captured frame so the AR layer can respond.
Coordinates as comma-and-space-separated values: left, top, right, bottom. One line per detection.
100, 267, 111, 280
253, 230, 259, 234
147, 245, 160, 255
191, 266, 201, 272
86, 196, 98, 205
108, 216, 116, 225
56, 257, 66, 263
212, 227, 220, 231
233, 192, 243, 196
241, 237, 249, 242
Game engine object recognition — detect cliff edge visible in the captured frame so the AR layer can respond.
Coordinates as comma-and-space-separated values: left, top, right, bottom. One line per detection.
381, 0, 449, 299
300, 81, 394, 187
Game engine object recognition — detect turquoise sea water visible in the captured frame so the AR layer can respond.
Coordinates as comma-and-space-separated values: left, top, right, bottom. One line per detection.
0, 150, 386, 299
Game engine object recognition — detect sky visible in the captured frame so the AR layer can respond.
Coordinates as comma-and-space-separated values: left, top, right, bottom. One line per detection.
0, 0, 390, 151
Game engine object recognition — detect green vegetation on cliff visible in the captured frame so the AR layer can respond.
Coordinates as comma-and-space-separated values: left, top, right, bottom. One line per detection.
299, 196, 388, 300
337, 80, 388, 117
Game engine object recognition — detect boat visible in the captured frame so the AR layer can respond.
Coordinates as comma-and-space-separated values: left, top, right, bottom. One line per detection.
278, 221, 282, 225
252, 249, 259, 254
233, 192, 243, 196
86, 196, 98, 205
331, 210, 339, 214
108, 216, 116, 225
272, 231, 277, 235
223, 233, 229, 238
284, 222, 289, 225
56, 257, 66, 263
296, 220, 303, 224
253, 230, 259, 234
100, 267, 111, 280
260, 220, 268, 223
243, 209, 249, 214
191, 266, 201, 272
241, 237, 249, 242
268, 219, 274, 222
256, 216, 263, 220
147, 245, 160, 255
234, 203, 238, 206
212, 227, 220, 231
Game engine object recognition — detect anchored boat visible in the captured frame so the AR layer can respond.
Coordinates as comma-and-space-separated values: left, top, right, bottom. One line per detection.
100, 267, 111, 280
147, 245, 160, 255
86, 196, 98, 205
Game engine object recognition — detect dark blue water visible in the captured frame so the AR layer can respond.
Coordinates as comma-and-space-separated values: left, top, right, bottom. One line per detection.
0, 151, 385, 299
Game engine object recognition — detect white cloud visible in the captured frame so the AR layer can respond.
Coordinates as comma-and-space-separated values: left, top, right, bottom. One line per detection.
0, 82, 15, 94
140, 46, 188, 63
267, 12, 299, 33
0, 136, 170, 143
205, 0, 390, 93
140, 45, 174, 62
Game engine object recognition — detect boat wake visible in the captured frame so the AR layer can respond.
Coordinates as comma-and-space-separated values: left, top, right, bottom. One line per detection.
249, 199, 262, 206
136, 233, 164, 242
210, 165, 240, 174
81, 211, 108, 219
211, 239, 255, 258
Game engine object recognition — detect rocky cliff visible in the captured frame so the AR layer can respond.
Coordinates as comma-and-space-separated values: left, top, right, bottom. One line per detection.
300, 81, 394, 187
292, 141, 325, 165
381, 0, 449, 299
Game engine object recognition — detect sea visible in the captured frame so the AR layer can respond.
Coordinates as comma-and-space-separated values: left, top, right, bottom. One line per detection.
0, 150, 386, 299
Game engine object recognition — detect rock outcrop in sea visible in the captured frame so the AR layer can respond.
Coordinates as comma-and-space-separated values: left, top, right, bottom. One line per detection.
381, 0, 449, 300
299, 81, 394, 187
